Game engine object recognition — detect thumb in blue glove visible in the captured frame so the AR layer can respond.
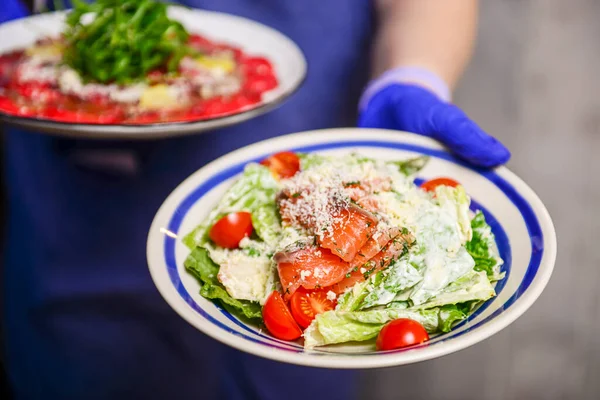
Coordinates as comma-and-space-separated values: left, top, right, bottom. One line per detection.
358, 79, 510, 168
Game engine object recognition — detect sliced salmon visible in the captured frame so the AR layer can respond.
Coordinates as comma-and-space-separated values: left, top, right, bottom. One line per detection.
275, 246, 349, 300
329, 230, 415, 295
318, 204, 378, 262
350, 226, 401, 269
343, 177, 391, 213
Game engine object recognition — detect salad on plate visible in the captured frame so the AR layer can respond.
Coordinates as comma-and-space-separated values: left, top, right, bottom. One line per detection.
183, 151, 505, 350
0, 0, 278, 124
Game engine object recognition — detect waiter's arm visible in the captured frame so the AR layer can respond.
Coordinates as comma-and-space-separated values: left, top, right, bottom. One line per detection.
372, 0, 478, 90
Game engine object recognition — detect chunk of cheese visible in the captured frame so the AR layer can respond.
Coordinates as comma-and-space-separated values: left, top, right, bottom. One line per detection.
25, 43, 64, 62
195, 55, 236, 74
139, 84, 178, 110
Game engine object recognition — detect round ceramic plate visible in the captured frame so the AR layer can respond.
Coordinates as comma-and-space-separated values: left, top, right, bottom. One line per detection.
0, 7, 306, 139
146, 128, 556, 369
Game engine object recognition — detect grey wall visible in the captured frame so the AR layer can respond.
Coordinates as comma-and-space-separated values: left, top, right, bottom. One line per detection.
360, 1, 599, 399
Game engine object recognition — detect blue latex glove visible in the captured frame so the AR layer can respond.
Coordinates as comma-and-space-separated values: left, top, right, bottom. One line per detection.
0, 0, 28, 23
358, 83, 510, 168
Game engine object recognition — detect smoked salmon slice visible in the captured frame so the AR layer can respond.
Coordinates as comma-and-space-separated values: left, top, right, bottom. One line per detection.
318, 204, 378, 262
349, 226, 401, 270
275, 246, 350, 300
330, 230, 415, 295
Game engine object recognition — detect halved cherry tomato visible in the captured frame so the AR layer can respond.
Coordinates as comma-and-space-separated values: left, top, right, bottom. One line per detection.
420, 177, 460, 192
376, 318, 429, 351
244, 57, 274, 76
209, 211, 253, 249
244, 75, 278, 93
289, 288, 336, 329
260, 151, 300, 179
263, 291, 302, 340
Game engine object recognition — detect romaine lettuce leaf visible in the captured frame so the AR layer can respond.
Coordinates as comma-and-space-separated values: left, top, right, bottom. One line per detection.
336, 278, 374, 312
299, 153, 429, 177
251, 203, 281, 245
183, 163, 280, 249
303, 308, 440, 348
298, 153, 332, 170
466, 211, 504, 280
356, 256, 423, 310
409, 246, 475, 305
435, 185, 472, 244
304, 301, 481, 347
438, 304, 469, 332
387, 155, 430, 176
412, 270, 495, 310
184, 247, 262, 320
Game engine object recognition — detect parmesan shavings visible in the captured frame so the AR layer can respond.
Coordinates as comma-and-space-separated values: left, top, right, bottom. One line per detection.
278, 159, 388, 240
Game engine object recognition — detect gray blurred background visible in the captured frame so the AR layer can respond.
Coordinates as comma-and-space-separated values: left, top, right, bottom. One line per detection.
360, 1, 599, 399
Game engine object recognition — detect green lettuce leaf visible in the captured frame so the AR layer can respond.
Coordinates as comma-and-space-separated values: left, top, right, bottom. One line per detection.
387, 155, 430, 176
251, 203, 282, 245
298, 153, 331, 170
298, 153, 429, 177
304, 307, 440, 348
336, 278, 374, 312
438, 304, 469, 332
412, 270, 495, 310
357, 255, 423, 310
183, 163, 281, 249
184, 247, 262, 320
435, 185, 472, 244
304, 301, 479, 347
409, 246, 475, 306
466, 211, 504, 279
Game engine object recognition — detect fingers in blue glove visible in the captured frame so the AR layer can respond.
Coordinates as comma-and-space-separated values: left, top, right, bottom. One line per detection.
358, 84, 510, 168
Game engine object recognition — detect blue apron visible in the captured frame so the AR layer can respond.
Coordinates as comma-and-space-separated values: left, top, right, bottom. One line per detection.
2, 1, 374, 398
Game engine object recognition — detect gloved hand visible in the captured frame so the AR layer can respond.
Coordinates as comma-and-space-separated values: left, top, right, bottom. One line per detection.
358, 68, 510, 168
1, 0, 28, 24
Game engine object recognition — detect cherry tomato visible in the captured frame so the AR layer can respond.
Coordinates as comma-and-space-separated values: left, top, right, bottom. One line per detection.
263, 291, 302, 340
260, 151, 300, 179
289, 288, 336, 329
244, 57, 274, 76
244, 75, 278, 94
209, 211, 253, 249
420, 177, 460, 192
376, 318, 429, 351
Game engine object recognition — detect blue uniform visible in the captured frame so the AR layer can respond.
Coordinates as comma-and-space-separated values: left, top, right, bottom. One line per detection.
2, 1, 374, 399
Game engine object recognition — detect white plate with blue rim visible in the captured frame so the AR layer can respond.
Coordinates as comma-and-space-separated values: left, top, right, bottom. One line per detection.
146, 128, 556, 369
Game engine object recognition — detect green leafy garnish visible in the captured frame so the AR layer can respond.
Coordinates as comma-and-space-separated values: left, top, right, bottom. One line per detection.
63, 0, 193, 84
